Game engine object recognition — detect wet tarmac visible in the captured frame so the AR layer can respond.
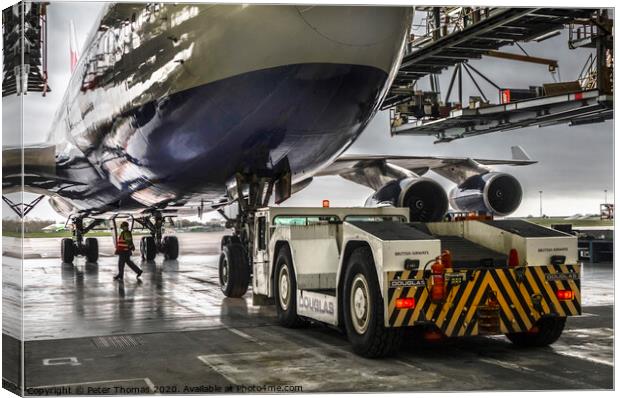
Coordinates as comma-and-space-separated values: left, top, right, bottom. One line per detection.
2, 232, 614, 393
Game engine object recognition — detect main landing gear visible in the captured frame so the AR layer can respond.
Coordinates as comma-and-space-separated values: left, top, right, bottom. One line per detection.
133, 211, 179, 261
61, 216, 103, 264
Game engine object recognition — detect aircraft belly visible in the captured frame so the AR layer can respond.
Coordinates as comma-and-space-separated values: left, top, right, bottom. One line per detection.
108, 62, 388, 206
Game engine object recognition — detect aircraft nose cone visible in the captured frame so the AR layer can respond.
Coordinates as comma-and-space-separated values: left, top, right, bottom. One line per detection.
296, 6, 412, 47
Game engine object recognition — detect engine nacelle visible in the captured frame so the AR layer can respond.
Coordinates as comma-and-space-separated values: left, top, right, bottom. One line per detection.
449, 172, 523, 216
365, 177, 448, 222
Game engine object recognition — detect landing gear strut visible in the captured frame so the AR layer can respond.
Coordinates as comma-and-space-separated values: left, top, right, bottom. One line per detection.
218, 163, 291, 298
134, 211, 179, 260
61, 216, 102, 264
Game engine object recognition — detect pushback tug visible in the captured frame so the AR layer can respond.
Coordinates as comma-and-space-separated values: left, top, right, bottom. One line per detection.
218, 205, 580, 358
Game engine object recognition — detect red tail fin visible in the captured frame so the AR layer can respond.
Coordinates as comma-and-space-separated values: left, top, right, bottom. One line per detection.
69, 20, 79, 72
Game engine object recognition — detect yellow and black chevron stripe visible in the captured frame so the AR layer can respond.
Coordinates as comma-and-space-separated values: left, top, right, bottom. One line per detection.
386, 264, 581, 336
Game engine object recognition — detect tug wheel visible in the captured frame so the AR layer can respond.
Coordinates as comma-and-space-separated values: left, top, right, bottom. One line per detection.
274, 246, 308, 328
343, 246, 403, 358
506, 316, 566, 347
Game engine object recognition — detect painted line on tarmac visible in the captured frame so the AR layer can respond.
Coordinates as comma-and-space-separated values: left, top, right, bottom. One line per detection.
574, 312, 598, 318
553, 327, 613, 366
29, 378, 153, 389
394, 360, 424, 372
271, 326, 348, 352
197, 355, 243, 385
479, 356, 603, 389
452, 343, 605, 389
225, 327, 267, 346
478, 358, 535, 372
144, 378, 158, 394
555, 352, 613, 367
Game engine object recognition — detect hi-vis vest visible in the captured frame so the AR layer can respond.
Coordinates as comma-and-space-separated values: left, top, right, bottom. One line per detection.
116, 231, 132, 252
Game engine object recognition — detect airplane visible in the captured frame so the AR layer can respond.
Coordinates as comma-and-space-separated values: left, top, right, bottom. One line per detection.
2, 3, 535, 296
41, 223, 69, 233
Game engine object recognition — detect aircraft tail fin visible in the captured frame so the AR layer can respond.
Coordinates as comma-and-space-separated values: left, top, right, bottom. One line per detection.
69, 20, 79, 72
511, 145, 531, 161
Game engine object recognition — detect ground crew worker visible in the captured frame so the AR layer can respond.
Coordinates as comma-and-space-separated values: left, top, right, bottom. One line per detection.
114, 221, 143, 281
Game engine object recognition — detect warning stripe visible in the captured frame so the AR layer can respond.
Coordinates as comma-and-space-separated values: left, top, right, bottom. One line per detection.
502, 269, 537, 323
542, 266, 572, 315
531, 266, 566, 316
462, 274, 489, 336
405, 282, 426, 324
443, 271, 480, 336
428, 295, 444, 324
494, 269, 534, 330
408, 283, 430, 325
387, 270, 410, 308
385, 265, 581, 334
548, 265, 578, 315
453, 270, 485, 336
563, 264, 581, 313
525, 266, 557, 315
392, 285, 416, 326
435, 276, 469, 332
519, 268, 550, 315
487, 271, 525, 333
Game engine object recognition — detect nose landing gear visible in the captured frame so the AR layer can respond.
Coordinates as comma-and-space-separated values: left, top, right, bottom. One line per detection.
217, 163, 292, 298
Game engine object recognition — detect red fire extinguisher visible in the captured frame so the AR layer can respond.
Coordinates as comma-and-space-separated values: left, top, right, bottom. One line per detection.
430, 256, 446, 302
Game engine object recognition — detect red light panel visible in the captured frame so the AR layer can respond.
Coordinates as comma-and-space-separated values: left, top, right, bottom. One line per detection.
556, 290, 574, 300
395, 298, 415, 309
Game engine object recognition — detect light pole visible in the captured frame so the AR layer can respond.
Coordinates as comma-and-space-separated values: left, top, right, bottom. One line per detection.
604, 189, 608, 204
539, 190, 543, 217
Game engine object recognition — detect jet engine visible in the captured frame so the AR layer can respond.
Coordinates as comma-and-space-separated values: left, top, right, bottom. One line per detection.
365, 177, 448, 222
449, 172, 522, 216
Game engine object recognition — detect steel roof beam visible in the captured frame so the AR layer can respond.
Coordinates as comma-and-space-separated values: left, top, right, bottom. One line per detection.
400, 8, 538, 69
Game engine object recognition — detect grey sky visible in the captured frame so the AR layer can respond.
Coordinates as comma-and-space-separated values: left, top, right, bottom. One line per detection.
2, 2, 614, 221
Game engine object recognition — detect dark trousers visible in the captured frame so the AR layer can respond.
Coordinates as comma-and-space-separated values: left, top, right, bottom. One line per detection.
117, 252, 141, 277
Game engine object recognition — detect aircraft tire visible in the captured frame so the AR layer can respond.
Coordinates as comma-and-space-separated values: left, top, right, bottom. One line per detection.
163, 236, 179, 260
219, 243, 249, 298
85, 237, 99, 263
141, 236, 157, 261
61, 238, 75, 264
221, 235, 241, 250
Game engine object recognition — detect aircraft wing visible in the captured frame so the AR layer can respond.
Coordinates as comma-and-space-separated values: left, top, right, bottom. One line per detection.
316, 146, 536, 189
2, 144, 103, 195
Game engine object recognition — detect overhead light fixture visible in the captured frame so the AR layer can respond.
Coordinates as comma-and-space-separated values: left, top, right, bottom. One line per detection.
533, 30, 562, 42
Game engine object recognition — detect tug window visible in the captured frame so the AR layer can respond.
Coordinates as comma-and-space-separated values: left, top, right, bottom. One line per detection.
257, 217, 266, 251
344, 215, 407, 222
273, 215, 339, 226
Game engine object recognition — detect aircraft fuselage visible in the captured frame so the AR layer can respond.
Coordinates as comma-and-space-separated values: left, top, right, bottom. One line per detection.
47, 3, 412, 215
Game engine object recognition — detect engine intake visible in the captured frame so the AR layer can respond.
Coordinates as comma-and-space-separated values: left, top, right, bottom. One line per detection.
365, 177, 448, 222
449, 172, 522, 216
